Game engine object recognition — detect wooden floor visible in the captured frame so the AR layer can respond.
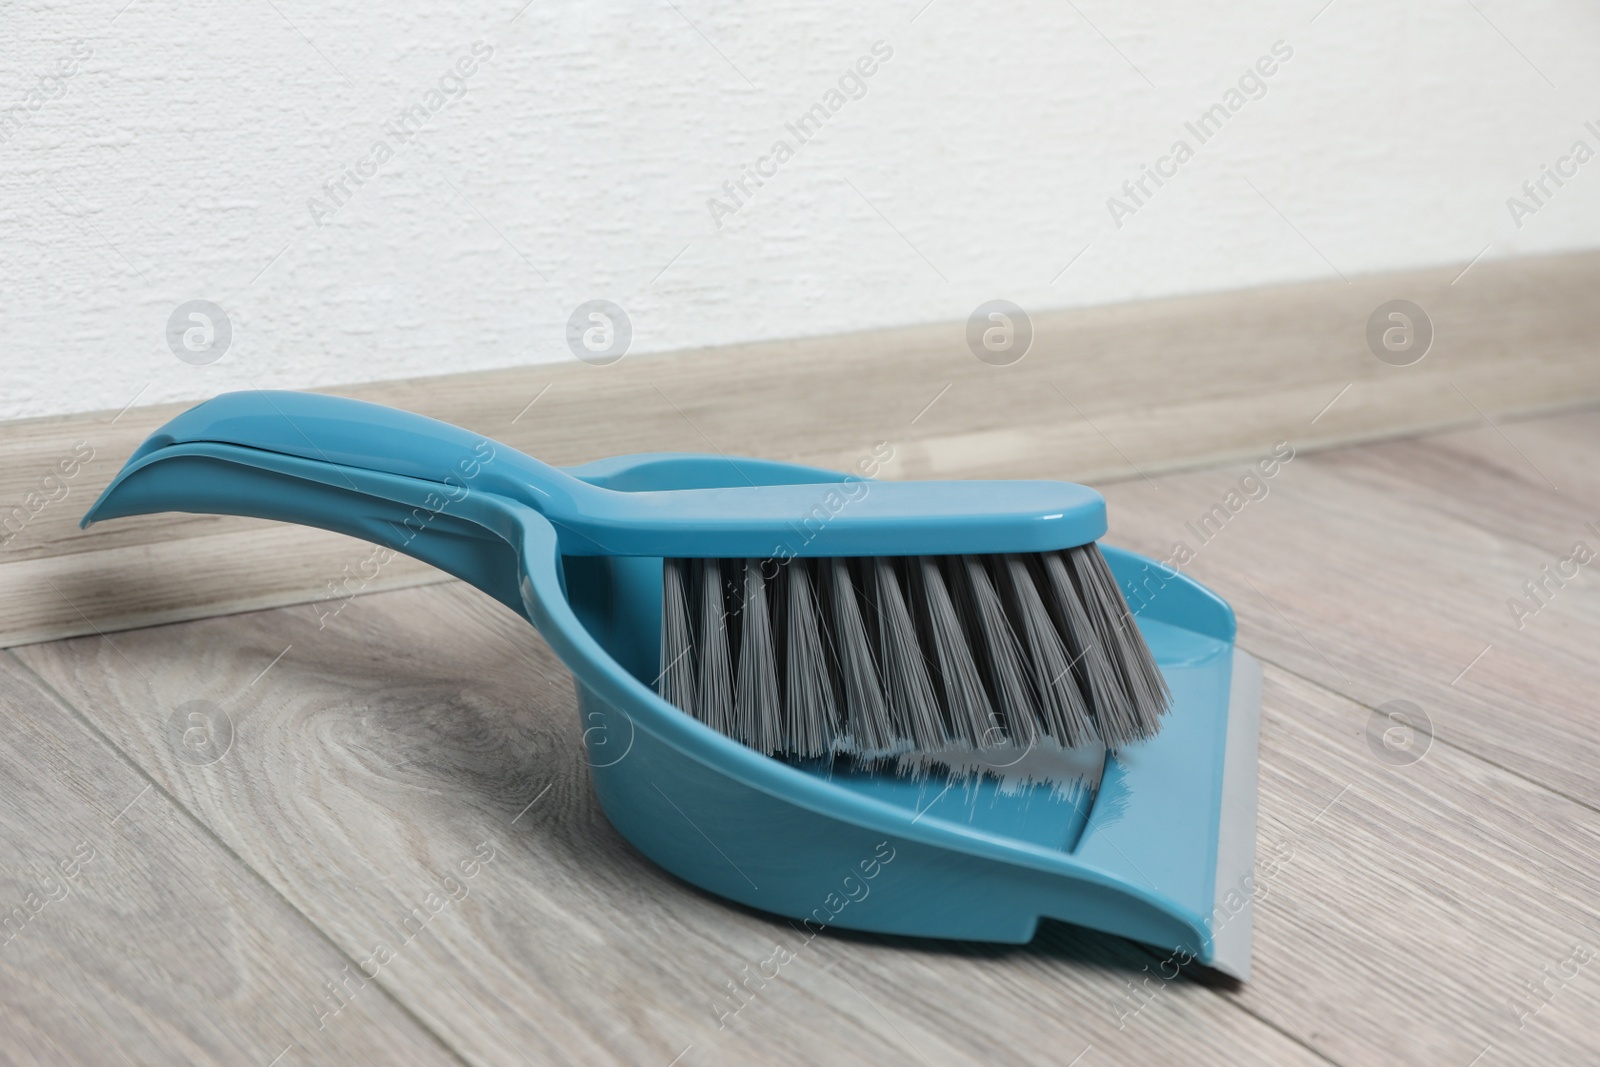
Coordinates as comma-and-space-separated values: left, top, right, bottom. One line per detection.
3, 407, 1598, 1066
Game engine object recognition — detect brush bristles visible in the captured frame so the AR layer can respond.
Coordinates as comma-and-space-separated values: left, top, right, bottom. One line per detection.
657, 546, 1171, 758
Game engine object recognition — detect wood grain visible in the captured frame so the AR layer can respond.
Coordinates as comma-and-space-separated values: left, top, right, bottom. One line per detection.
0, 653, 461, 1067
5, 249, 1600, 647
1309, 408, 1600, 557
1241, 667, 1600, 1066
1096, 431, 1600, 811
11, 584, 1325, 1067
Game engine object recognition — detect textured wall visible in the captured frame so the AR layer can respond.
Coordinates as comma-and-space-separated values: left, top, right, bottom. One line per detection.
2, 0, 1597, 419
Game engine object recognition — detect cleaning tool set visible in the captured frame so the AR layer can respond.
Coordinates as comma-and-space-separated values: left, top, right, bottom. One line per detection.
85, 390, 1263, 979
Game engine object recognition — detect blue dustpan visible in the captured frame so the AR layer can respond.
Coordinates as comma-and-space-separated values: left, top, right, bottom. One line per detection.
84, 392, 1262, 979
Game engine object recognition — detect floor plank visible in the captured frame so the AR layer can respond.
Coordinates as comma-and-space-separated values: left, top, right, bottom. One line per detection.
1095, 428, 1600, 811
0, 654, 461, 1067
0, 524, 440, 648
11, 584, 1325, 1067
1307, 408, 1600, 559
1241, 666, 1600, 1066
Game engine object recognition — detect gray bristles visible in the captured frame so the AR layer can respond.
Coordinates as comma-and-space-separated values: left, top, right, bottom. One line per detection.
693, 559, 733, 738
824, 558, 894, 752
657, 545, 1171, 758
951, 555, 1045, 748
658, 559, 697, 712
1000, 554, 1097, 748
1063, 546, 1172, 747
1039, 550, 1124, 742
869, 559, 946, 751
908, 557, 1000, 747
733, 559, 782, 754
778, 561, 837, 758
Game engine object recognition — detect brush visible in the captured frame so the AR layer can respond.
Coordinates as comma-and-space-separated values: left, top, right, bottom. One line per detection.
659, 546, 1169, 760
85, 390, 1169, 764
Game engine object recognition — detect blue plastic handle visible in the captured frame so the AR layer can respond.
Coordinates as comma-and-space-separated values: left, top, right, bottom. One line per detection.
124, 389, 569, 511
88, 391, 1109, 558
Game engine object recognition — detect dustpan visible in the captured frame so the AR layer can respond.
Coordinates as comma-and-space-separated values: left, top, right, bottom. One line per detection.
84, 393, 1263, 980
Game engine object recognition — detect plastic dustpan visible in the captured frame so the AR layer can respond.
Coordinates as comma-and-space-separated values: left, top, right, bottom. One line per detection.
84, 392, 1263, 980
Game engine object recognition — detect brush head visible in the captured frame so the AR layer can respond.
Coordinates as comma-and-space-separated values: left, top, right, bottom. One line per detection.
657, 543, 1171, 760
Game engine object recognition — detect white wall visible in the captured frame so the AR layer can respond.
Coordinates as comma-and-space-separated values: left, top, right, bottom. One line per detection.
3, 0, 1598, 420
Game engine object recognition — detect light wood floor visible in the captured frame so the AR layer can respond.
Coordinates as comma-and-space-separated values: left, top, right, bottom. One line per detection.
2, 408, 1597, 1066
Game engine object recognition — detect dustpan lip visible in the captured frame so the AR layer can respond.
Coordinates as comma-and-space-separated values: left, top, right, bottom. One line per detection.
1206, 648, 1262, 981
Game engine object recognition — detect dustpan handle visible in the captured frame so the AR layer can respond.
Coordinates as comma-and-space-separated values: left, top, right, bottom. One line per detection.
117, 389, 594, 515
84, 438, 539, 621
83, 393, 862, 621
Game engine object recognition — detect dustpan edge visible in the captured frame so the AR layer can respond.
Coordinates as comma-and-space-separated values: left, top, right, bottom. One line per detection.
1205, 648, 1263, 981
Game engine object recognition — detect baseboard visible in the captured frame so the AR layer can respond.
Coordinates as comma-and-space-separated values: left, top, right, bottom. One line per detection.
5, 249, 1599, 648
